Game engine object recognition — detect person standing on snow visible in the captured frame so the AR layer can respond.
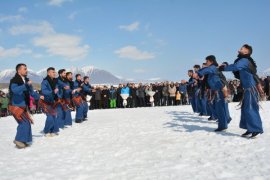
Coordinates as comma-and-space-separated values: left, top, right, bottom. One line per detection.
194, 56, 231, 132
219, 44, 264, 138
9, 63, 43, 148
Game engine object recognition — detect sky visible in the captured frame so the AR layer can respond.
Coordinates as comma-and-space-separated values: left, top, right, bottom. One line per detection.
0, 0, 270, 81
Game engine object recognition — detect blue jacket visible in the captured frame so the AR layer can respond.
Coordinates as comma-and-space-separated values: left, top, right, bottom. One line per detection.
179, 83, 187, 94
121, 87, 130, 94
73, 80, 82, 97
57, 77, 67, 99
82, 83, 92, 96
62, 81, 72, 99
197, 65, 223, 90
109, 89, 117, 99
41, 79, 58, 103
224, 58, 256, 89
10, 83, 39, 107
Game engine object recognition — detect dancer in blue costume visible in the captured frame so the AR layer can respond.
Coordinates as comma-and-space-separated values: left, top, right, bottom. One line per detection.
195, 56, 231, 132
9, 64, 43, 148
41, 67, 60, 137
219, 44, 264, 138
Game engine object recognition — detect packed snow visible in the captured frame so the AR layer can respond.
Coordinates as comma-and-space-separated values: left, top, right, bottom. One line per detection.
0, 102, 270, 180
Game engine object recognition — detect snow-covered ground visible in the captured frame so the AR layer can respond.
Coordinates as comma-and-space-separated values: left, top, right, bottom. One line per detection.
0, 102, 270, 180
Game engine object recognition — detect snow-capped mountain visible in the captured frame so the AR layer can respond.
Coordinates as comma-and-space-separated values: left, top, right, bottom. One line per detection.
0, 66, 124, 84
0, 69, 43, 83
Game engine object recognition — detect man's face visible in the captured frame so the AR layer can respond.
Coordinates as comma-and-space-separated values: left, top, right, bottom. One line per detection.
67, 74, 73, 81
239, 46, 249, 55
188, 72, 193, 77
48, 70, 56, 79
77, 76, 81, 81
84, 78, 89, 84
18, 65, 28, 77
60, 71, 66, 78
206, 60, 212, 66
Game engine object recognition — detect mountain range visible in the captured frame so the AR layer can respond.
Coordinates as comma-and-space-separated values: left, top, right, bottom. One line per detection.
0, 66, 125, 85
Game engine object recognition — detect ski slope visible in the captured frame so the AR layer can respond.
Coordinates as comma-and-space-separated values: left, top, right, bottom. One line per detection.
0, 102, 270, 180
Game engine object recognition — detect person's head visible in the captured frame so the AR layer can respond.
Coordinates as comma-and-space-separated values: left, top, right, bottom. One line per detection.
205, 55, 218, 67
83, 76, 89, 83
75, 74, 81, 81
66, 72, 73, 81
202, 63, 207, 68
16, 63, 27, 77
239, 44, 253, 56
47, 67, 56, 79
193, 65, 201, 72
58, 69, 66, 78
188, 70, 193, 77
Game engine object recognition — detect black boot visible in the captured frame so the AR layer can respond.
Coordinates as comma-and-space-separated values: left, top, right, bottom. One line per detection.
214, 128, 227, 132
250, 132, 261, 139
241, 131, 252, 137
75, 119, 82, 123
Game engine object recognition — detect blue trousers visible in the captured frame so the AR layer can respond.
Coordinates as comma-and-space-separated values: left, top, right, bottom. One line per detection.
56, 105, 65, 129
83, 101, 89, 118
194, 89, 201, 113
240, 88, 263, 133
15, 119, 32, 143
75, 104, 84, 120
200, 95, 208, 115
214, 90, 229, 129
44, 114, 59, 134
208, 101, 217, 119
64, 109, 72, 126
190, 96, 196, 113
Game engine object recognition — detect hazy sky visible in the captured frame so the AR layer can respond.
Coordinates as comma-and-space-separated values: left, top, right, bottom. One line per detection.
0, 0, 270, 81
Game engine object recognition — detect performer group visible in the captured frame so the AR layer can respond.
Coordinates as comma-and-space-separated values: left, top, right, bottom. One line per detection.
7, 44, 264, 149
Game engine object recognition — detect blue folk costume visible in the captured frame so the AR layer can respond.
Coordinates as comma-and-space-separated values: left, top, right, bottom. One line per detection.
9, 73, 40, 144
55, 77, 66, 129
41, 76, 59, 134
73, 80, 84, 123
62, 79, 73, 126
81, 82, 92, 120
200, 75, 210, 116
197, 65, 231, 131
221, 55, 263, 134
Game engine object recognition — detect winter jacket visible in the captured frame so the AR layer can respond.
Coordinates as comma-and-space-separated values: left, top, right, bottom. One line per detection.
168, 85, 176, 97
137, 87, 145, 98
121, 87, 130, 95
162, 86, 169, 97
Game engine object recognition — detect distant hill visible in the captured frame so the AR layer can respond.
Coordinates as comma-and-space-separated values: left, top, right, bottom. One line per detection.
0, 66, 125, 85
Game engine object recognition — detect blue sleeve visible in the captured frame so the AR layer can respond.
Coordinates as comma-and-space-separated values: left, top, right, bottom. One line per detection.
11, 83, 27, 95
57, 79, 66, 89
30, 90, 40, 100
27, 84, 40, 100
187, 78, 195, 85
41, 81, 53, 95
73, 81, 78, 89
224, 59, 248, 72
197, 67, 214, 77
82, 85, 91, 93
